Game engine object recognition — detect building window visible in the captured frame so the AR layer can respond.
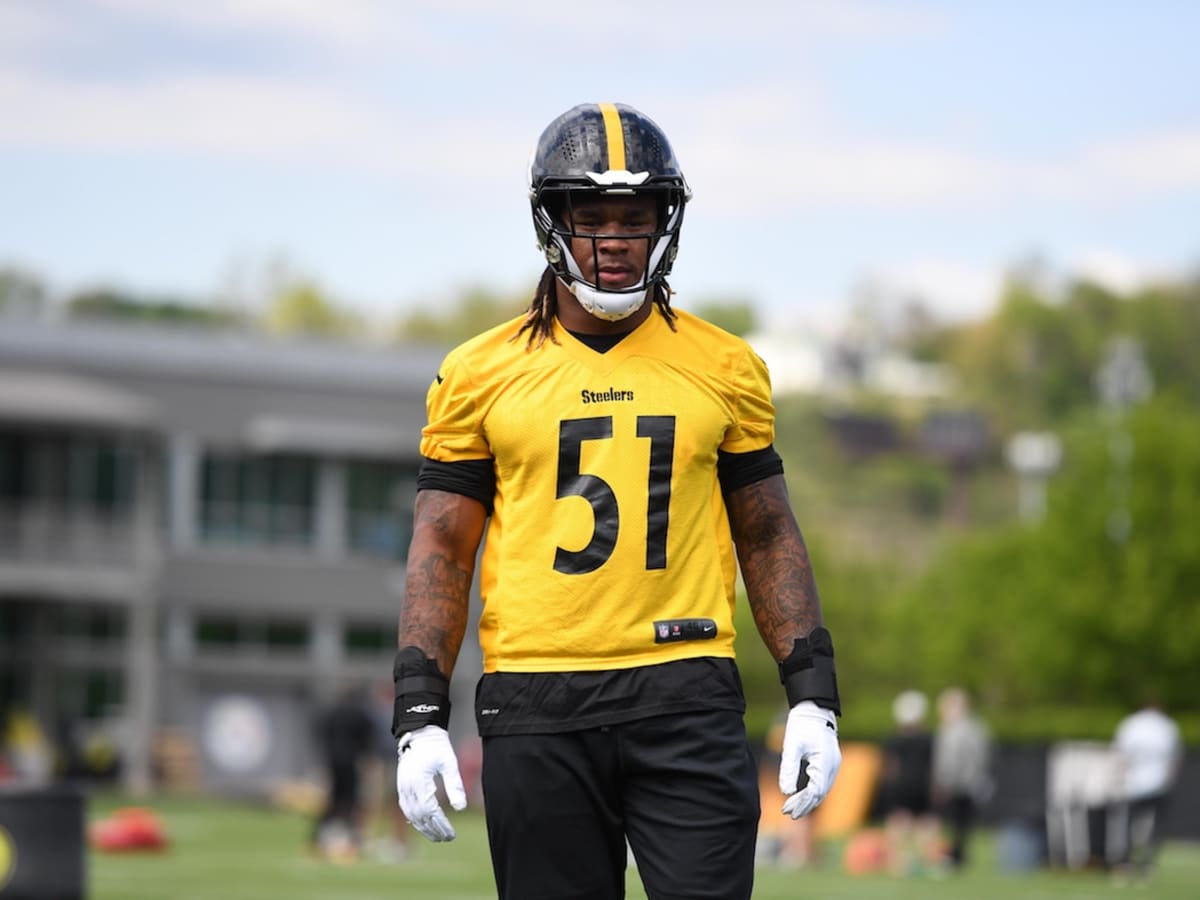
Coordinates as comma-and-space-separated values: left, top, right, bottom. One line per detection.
0, 432, 142, 564
346, 460, 418, 559
0, 665, 31, 709
54, 667, 125, 720
263, 620, 309, 651
0, 599, 35, 645
0, 430, 136, 513
343, 622, 394, 657
199, 452, 316, 547
195, 615, 240, 647
53, 602, 127, 645
194, 614, 311, 655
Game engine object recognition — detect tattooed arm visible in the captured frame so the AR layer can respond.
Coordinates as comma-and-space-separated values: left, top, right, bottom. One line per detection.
725, 473, 823, 660
394, 488, 486, 842
728, 472, 842, 818
398, 489, 488, 677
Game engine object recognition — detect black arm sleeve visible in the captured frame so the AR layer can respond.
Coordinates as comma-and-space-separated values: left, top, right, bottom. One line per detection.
717, 444, 784, 495
416, 456, 496, 514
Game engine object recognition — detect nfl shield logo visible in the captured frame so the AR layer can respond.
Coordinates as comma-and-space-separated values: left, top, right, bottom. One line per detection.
657, 624, 669, 639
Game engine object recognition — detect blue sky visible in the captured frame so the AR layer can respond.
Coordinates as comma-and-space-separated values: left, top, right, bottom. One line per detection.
1, 0, 1197, 332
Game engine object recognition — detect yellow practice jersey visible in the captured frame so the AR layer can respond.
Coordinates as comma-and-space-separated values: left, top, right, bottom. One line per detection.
420, 308, 775, 673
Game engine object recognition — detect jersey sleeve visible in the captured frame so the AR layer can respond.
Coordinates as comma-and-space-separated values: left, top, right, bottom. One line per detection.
719, 345, 776, 453
418, 353, 493, 462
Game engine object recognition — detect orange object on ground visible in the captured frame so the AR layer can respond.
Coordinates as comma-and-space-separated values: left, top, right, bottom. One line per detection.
814, 741, 883, 839
843, 827, 892, 875
89, 806, 169, 852
760, 740, 882, 836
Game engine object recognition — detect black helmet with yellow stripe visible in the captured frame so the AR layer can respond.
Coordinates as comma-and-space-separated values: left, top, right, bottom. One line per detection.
529, 102, 691, 321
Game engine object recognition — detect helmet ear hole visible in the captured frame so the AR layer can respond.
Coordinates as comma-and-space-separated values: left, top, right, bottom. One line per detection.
542, 193, 567, 226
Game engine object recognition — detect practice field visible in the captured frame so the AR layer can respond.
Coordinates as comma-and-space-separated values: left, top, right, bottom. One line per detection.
89, 793, 1200, 900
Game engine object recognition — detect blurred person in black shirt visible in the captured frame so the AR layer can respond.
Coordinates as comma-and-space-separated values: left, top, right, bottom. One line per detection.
878, 689, 940, 875
311, 683, 377, 860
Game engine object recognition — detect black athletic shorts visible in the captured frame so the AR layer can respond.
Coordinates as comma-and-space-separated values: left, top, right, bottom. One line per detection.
481, 708, 760, 900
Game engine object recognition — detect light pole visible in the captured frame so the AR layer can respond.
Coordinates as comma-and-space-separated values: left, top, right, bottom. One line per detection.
1094, 337, 1152, 543
1006, 431, 1062, 524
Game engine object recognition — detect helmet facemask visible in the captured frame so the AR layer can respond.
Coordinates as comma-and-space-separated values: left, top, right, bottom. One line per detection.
532, 180, 686, 321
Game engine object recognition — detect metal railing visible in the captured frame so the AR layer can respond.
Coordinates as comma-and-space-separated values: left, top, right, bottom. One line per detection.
0, 503, 141, 566
198, 501, 314, 548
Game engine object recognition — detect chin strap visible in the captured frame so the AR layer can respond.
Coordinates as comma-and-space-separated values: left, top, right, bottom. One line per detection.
563, 276, 648, 322
779, 627, 841, 716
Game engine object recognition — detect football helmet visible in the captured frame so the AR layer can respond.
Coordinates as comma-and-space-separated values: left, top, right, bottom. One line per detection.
529, 102, 691, 321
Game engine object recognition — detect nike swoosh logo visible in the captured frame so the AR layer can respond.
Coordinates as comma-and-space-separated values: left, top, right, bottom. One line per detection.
435, 373, 444, 384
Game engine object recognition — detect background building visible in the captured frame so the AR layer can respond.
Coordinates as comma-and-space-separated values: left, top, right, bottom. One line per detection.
0, 319, 472, 795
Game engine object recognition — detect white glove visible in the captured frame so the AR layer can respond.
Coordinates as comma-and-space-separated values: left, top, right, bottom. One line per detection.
779, 700, 841, 819
396, 725, 467, 842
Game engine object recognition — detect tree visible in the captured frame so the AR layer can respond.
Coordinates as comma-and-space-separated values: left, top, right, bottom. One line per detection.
928, 272, 1200, 432
689, 299, 758, 337
887, 397, 1200, 715
262, 280, 359, 338
393, 286, 529, 345
0, 267, 47, 315
67, 288, 242, 328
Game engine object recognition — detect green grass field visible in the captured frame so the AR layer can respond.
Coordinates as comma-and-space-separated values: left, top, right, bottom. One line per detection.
89, 793, 1200, 900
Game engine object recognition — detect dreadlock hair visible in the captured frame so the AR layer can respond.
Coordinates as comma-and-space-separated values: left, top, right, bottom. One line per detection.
510, 266, 678, 350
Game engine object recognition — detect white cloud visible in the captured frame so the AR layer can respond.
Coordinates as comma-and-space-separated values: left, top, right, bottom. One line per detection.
1066, 249, 1182, 294
1085, 131, 1200, 191
89, 0, 945, 52
3, 42, 1199, 221
683, 115, 1200, 213
863, 259, 1006, 321
0, 66, 533, 183
860, 250, 1188, 329
91, 0, 399, 49
2, 3, 1197, 221
0, 0, 942, 77
0, 2, 70, 52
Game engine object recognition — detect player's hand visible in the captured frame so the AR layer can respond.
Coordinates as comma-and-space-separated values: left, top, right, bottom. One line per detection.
396, 725, 467, 842
779, 700, 841, 819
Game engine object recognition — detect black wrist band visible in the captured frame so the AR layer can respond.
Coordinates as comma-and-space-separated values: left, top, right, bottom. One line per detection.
392, 646, 451, 735
779, 627, 842, 716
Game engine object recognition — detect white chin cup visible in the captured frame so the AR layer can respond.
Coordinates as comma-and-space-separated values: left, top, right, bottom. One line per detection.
567, 279, 649, 322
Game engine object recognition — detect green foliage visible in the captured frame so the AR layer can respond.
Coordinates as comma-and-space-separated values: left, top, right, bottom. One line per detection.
934, 274, 1200, 431
0, 266, 46, 314
67, 289, 242, 328
735, 531, 924, 743
263, 280, 359, 338
688, 298, 758, 336
884, 397, 1200, 719
748, 276, 1200, 743
393, 285, 528, 345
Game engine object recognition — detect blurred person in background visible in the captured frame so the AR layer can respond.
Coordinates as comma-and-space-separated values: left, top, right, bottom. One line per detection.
1, 706, 53, 785
932, 686, 992, 872
309, 682, 376, 861
0, 703, 11, 782
390, 101, 843, 900
877, 689, 940, 876
1110, 697, 1183, 884
362, 678, 411, 862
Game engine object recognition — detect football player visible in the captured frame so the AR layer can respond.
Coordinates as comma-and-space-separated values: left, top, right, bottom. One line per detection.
393, 102, 842, 899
